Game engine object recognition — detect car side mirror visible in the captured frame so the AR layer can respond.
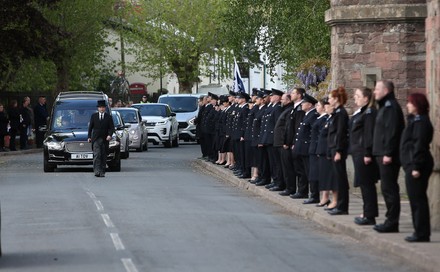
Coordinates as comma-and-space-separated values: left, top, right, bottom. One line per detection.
170, 112, 176, 117
124, 124, 131, 128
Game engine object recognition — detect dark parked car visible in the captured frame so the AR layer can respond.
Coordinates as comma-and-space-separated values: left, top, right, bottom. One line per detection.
43, 91, 121, 172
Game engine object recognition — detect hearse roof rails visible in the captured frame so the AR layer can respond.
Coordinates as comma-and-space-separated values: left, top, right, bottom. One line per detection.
56, 91, 107, 101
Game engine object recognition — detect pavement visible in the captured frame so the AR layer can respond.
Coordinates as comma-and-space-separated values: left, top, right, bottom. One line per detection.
194, 158, 440, 272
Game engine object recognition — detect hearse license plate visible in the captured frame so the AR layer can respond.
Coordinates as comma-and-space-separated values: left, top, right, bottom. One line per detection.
71, 153, 93, 159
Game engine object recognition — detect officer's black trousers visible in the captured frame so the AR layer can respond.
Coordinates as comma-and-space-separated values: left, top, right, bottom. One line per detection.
375, 156, 400, 226
404, 161, 433, 239
332, 154, 349, 212
281, 148, 297, 193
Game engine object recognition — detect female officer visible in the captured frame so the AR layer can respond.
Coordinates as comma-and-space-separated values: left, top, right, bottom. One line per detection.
350, 87, 379, 225
400, 93, 433, 242
326, 87, 349, 215
309, 99, 330, 207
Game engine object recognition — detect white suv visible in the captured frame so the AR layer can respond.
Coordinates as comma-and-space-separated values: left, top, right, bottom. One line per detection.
131, 103, 179, 148
158, 94, 202, 142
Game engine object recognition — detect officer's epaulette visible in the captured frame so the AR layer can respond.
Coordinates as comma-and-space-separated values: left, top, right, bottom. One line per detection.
385, 100, 392, 107
335, 108, 341, 113
365, 108, 372, 114
414, 115, 421, 122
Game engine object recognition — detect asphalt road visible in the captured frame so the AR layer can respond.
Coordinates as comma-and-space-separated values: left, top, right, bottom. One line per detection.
0, 143, 420, 272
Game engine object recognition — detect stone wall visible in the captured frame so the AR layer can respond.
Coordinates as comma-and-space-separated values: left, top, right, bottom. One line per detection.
425, 0, 440, 230
326, 3, 426, 109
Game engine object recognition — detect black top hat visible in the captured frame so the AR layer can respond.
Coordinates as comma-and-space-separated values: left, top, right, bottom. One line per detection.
271, 88, 284, 97
236, 92, 250, 101
97, 100, 106, 107
303, 93, 318, 104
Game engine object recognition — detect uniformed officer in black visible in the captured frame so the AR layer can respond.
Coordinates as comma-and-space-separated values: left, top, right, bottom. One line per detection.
327, 87, 350, 215
257, 88, 283, 188
88, 100, 115, 177
272, 93, 294, 191
195, 95, 207, 158
350, 87, 379, 225
255, 89, 274, 186
372, 80, 405, 232
200, 94, 214, 160
242, 89, 259, 179
292, 94, 319, 203
202, 92, 220, 162
284, 88, 306, 197
232, 92, 250, 178
400, 93, 433, 242
224, 91, 237, 168
250, 91, 268, 184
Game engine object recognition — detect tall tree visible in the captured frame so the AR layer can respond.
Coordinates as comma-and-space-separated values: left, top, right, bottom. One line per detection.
0, 0, 62, 92
0, 0, 115, 96
124, 0, 231, 93
223, 0, 331, 74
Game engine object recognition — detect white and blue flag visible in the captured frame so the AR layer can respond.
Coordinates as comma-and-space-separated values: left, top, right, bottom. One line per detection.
233, 58, 246, 93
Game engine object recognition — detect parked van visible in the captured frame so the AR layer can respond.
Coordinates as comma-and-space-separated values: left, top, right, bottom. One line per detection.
157, 94, 203, 142
43, 91, 121, 172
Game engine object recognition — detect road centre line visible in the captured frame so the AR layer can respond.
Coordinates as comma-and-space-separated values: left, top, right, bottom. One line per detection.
94, 200, 104, 211
101, 214, 115, 228
86, 191, 96, 199
86, 190, 137, 271
121, 258, 139, 272
110, 233, 125, 251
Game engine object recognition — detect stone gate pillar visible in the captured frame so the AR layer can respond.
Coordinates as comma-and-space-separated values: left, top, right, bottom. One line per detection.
325, 0, 426, 107
426, 0, 440, 231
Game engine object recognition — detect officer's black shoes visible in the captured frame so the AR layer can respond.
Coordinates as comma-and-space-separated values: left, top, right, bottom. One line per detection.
327, 208, 348, 215
279, 189, 294, 196
354, 217, 376, 225
405, 235, 430, 242
269, 186, 284, 192
373, 223, 399, 233
290, 193, 308, 199
303, 198, 319, 204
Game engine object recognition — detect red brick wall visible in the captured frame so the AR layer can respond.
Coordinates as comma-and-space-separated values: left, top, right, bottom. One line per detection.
330, 21, 426, 109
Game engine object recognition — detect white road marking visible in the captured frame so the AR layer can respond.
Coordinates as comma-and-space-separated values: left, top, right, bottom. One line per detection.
122, 258, 139, 272
101, 214, 115, 228
86, 191, 96, 199
110, 233, 125, 250
94, 200, 104, 211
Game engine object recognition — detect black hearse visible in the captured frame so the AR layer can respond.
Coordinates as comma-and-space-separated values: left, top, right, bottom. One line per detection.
43, 91, 121, 172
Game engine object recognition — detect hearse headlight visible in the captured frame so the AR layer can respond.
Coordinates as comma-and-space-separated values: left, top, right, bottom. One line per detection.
46, 141, 64, 150
109, 135, 120, 148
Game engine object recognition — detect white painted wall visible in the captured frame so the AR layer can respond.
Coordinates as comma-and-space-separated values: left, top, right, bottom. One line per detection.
104, 30, 287, 96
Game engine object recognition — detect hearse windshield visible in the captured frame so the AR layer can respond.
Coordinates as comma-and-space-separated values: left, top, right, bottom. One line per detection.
50, 100, 108, 130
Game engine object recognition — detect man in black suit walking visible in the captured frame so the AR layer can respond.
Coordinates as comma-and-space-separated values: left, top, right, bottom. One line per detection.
88, 100, 115, 177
